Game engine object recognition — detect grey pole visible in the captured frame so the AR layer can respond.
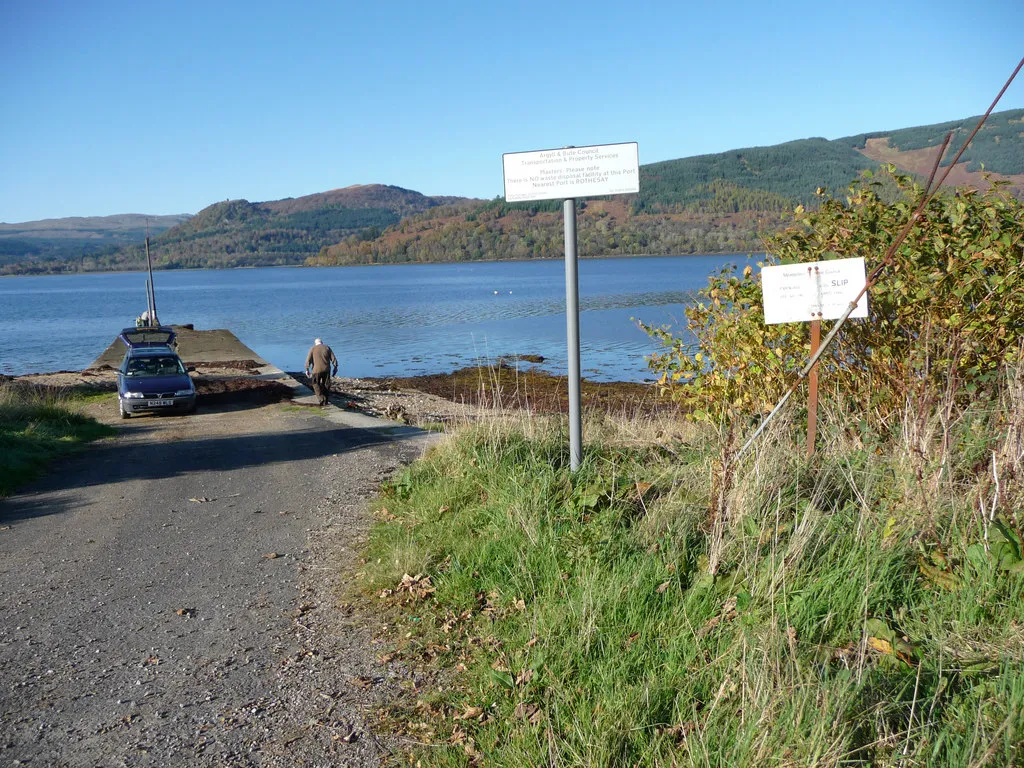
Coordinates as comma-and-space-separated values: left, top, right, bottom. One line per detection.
145, 236, 158, 325
563, 198, 582, 471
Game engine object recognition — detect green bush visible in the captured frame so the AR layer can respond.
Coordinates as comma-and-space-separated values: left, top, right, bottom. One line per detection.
640, 169, 1024, 425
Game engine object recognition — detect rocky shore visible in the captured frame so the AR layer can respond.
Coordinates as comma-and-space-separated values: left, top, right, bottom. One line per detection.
6, 361, 675, 430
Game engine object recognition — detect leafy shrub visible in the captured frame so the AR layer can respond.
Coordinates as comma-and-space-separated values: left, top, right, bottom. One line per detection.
641, 168, 1024, 424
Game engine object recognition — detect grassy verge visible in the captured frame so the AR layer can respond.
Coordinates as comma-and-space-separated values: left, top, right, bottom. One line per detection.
362, 402, 1023, 766
0, 383, 117, 497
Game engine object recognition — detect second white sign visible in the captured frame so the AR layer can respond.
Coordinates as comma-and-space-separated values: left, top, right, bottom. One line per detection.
761, 257, 869, 325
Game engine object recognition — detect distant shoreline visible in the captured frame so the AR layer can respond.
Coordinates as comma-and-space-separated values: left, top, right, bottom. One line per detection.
0, 250, 761, 278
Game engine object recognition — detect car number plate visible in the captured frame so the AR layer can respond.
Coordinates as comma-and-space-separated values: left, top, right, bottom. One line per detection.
147, 399, 174, 407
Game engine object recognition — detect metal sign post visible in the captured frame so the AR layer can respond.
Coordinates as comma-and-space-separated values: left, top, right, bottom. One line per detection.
760, 257, 869, 457
563, 198, 582, 470
502, 142, 639, 472
806, 317, 821, 457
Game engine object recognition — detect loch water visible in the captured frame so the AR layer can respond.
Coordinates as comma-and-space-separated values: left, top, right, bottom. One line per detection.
0, 255, 754, 381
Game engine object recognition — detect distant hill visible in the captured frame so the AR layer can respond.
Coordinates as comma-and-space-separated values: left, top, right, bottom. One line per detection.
81, 185, 472, 273
311, 108, 1024, 267
0, 185, 472, 274
308, 196, 774, 266
0, 213, 191, 273
634, 108, 1024, 214
3, 109, 1021, 275
846, 108, 1024, 176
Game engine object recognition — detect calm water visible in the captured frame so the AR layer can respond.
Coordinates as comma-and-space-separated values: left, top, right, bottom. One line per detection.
0, 255, 752, 382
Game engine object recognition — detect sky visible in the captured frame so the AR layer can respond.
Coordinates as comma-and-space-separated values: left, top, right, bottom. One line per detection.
2, 0, 1022, 223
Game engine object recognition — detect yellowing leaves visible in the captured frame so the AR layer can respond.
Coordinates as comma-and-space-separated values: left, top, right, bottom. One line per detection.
638, 168, 1024, 425
866, 636, 893, 655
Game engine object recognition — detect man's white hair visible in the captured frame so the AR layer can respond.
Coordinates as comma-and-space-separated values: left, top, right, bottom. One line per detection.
314, 337, 322, 345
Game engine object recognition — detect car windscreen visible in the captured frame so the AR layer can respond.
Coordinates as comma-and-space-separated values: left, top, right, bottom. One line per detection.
125, 356, 186, 377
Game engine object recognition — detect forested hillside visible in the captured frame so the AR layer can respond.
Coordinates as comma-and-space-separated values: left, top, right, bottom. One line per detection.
308, 198, 776, 266
846, 107, 1024, 174
1, 185, 468, 274
0, 213, 190, 274
311, 108, 1024, 268
633, 139, 869, 214
3, 109, 1021, 274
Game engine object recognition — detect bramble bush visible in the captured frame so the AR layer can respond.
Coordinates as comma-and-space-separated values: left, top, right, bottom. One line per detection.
640, 167, 1024, 426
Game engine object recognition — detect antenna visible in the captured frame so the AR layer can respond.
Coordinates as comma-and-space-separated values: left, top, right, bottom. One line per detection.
145, 219, 158, 326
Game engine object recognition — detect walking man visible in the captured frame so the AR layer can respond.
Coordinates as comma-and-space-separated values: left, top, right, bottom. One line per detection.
304, 337, 338, 406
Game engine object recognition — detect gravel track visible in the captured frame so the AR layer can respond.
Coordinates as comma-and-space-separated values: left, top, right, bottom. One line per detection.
0, 398, 438, 767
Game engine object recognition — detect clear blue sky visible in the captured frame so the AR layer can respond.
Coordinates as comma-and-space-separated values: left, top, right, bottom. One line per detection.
2, 0, 1022, 223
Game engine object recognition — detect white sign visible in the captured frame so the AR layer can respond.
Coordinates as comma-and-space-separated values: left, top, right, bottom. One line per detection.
761, 257, 869, 325
502, 142, 639, 202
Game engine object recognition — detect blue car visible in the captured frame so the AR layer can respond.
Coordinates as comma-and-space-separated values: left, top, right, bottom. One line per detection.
116, 327, 197, 419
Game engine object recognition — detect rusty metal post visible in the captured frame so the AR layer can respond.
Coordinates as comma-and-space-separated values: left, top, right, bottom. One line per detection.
807, 318, 821, 458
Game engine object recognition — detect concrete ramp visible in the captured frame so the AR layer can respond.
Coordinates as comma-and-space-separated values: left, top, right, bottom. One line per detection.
86, 325, 432, 438
89, 325, 271, 370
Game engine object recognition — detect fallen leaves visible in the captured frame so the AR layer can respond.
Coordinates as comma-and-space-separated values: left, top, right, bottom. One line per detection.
919, 557, 961, 590
175, 608, 196, 617
395, 573, 435, 601
380, 573, 436, 601
864, 617, 918, 666
656, 721, 697, 745
697, 596, 739, 638
514, 668, 535, 686
513, 701, 543, 725
187, 492, 240, 504
867, 636, 894, 655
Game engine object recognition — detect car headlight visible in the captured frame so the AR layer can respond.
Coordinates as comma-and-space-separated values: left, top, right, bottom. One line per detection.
174, 389, 194, 397
124, 392, 145, 399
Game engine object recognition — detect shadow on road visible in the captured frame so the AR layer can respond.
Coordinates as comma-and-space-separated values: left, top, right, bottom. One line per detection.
0, 491, 89, 525
0, 419, 397, 524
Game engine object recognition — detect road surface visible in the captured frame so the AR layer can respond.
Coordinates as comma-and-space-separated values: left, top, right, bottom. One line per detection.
0, 394, 437, 767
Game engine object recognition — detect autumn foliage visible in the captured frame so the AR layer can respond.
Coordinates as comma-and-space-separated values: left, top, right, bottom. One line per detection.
642, 169, 1024, 424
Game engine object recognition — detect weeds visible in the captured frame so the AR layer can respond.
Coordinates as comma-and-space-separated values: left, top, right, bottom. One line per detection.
364, 392, 1023, 766
0, 383, 116, 496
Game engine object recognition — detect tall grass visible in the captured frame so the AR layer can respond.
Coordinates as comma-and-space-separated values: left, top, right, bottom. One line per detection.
0, 383, 116, 496
363, 383, 1023, 765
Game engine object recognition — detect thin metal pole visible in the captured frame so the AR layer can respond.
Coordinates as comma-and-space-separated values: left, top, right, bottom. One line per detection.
564, 198, 582, 472
145, 236, 158, 325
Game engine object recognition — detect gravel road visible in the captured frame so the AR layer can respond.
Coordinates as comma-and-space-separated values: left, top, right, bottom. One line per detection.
0, 396, 439, 767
